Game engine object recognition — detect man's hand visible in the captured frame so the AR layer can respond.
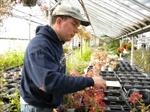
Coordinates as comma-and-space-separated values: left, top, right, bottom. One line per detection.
39, 86, 45, 91
92, 76, 107, 90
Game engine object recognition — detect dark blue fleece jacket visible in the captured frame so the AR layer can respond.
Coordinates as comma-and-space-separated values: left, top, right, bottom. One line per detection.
19, 25, 94, 108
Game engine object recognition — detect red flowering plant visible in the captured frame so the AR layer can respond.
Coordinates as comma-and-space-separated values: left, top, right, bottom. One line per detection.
60, 70, 83, 111
60, 70, 106, 112
81, 86, 106, 112
75, 69, 106, 112
128, 92, 150, 112
81, 69, 106, 112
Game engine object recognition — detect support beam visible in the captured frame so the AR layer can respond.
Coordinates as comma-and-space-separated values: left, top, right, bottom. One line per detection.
127, 0, 150, 12
117, 24, 150, 39
130, 36, 134, 66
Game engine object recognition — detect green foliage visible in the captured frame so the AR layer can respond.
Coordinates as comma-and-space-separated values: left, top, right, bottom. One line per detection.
129, 48, 150, 72
7, 87, 20, 112
66, 59, 89, 75
66, 43, 92, 75
0, 75, 4, 112
63, 47, 71, 54
104, 40, 120, 55
0, 48, 24, 111
0, 48, 24, 72
74, 43, 92, 61
0, 55, 5, 72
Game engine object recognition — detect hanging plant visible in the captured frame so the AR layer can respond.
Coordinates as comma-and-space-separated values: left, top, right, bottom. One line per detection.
0, 0, 13, 21
117, 42, 137, 54
77, 26, 90, 41
22, 0, 37, 7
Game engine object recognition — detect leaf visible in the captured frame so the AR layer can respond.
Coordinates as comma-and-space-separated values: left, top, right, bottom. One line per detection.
0, 101, 4, 105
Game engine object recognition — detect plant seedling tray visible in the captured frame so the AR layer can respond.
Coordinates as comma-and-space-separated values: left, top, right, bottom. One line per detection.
104, 100, 131, 112
121, 82, 150, 90
104, 92, 125, 101
118, 78, 150, 83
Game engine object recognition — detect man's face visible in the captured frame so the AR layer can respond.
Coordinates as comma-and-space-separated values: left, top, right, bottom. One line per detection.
57, 17, 80, 41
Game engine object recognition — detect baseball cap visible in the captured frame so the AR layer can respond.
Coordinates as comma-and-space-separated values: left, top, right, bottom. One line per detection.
52, 4, 90, 26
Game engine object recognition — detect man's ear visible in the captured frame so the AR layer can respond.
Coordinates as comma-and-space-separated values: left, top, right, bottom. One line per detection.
56, 17, 62, 26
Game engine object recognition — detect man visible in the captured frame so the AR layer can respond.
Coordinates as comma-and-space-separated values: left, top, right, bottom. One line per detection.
20, 3, 107, 112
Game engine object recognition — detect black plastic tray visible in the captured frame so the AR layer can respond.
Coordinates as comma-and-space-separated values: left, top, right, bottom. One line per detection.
104, 100, 131, 112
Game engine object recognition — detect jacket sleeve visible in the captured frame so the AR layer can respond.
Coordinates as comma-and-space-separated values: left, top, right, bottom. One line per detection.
28, 48, 94, 94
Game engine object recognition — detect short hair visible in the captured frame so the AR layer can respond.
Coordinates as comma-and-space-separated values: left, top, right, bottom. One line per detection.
51, 15, 71, 25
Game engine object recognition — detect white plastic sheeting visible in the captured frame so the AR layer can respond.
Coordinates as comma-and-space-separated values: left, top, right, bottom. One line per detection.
1, 0, 150, 41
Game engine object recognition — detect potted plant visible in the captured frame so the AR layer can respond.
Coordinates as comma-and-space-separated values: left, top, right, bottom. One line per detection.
61, 92, 83, 112
117, 42, 137, 54
60, 70, 106, 112
128, 92, 150, 112
59, 70, 83, 112
81, 68, 106, 112
81, 86, 106, 112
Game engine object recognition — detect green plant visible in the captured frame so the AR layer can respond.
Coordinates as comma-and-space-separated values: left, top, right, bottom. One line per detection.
104, 40, 120, 55
7, 87, 20, 112
0, 72, 8, 112
0, 80, 20, 112
66, 60, 89, 75
74, 43, 92, 61
0, 48, 24, 72
0, 74, 4, 111
63, 47, 71, 54
0, 54, 5, 72
128, 48, 150, 72
4, 49, 24, 68
66, 43, 92, 75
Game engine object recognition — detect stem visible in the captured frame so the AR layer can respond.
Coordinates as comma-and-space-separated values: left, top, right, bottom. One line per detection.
146, 105, 150, 110
137, 100, 143, 105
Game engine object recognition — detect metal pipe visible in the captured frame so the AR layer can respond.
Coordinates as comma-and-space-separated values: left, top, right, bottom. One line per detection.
130, 36, 134, 66
117, 24, 150, 39
29, 15, 31, 41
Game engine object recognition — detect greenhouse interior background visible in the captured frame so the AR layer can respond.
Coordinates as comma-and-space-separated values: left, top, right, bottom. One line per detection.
0, 0, 150, 112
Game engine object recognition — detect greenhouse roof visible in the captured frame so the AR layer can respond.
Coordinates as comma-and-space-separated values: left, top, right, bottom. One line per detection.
56, 0, 150, 40
2, 0, 149, 42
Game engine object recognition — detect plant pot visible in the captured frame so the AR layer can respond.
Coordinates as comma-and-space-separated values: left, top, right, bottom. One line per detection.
67, 108, 75, 112
126, 88, 139, 97
139, 89, 150, 102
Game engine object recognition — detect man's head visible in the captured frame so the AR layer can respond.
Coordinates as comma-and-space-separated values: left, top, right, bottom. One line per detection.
52, 4, 90, 26
51, 4, 90, 42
